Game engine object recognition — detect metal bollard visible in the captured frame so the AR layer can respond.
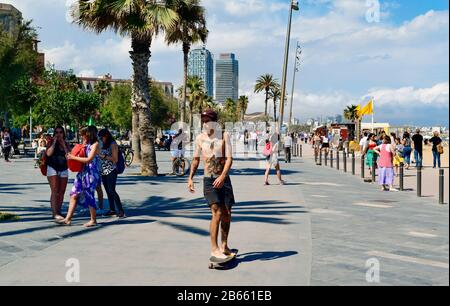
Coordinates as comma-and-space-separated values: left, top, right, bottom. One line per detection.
325, 151, 328, 166
361, 155, 365, 179
439, 169, 445, 204
330, 150, 334, 168
343, 151, 347, 173
399, 163, 404, 191
337, 150, 340, 171
300, 144, 303, 158
319, 150, 323, 165
315, 149, 318, 164
417, 167, 422, 197
352, 152, 356, 175
372, 154, 377, 183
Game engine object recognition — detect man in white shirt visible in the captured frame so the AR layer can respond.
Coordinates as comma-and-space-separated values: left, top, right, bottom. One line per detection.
360, 132, 368, 155
284, 134, 293, 163
250, 131, 258, 151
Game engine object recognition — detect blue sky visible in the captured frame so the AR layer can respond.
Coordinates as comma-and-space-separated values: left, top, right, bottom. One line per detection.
4, 0, 449, 126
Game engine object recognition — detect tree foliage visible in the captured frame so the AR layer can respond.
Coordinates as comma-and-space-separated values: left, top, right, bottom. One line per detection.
0, 20, 40, 121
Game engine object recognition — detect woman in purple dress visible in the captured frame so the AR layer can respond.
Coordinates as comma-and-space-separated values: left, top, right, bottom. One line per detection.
57, 126, 101, 227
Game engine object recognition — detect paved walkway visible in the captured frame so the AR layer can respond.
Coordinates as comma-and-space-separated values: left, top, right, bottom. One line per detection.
0, 148, 448, 286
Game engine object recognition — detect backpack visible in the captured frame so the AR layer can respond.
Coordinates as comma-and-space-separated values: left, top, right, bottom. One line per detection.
263, 142, 272, 157
116, 148, 126, 174
38, 138, 54, 176
38, 151, 48, 176
68, 144, 86, 173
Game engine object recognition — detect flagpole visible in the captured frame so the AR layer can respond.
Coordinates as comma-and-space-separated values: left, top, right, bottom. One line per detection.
371, 98, 374, 133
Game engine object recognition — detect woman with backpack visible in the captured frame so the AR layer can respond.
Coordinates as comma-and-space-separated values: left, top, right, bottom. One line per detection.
263, 134, 285, 186
98, 129, 125, 218
46, 126, 70, 220
393, 137, 405, 177
57, 126, 101, 227
430, 131, 443, 169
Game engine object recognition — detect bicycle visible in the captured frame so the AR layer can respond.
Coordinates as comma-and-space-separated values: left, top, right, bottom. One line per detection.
172, 155, 190, 177
119, 145, 134, 167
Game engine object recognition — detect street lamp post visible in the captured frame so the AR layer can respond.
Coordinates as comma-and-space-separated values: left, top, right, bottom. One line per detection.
288, 42, 302, 132
279, 0, 299, 135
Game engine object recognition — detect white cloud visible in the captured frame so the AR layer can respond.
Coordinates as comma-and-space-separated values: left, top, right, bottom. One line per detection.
367, 82, 449, 106
7, 0, 448, 125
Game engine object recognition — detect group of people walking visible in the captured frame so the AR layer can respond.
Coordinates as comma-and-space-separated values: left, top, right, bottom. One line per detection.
360, 129, 444, 192
44, 126, 125, 227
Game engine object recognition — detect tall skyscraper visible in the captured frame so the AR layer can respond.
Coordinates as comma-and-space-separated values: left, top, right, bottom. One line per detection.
187, 47, 214, 97
0, 3, 22, 37
215, 53, 239, 104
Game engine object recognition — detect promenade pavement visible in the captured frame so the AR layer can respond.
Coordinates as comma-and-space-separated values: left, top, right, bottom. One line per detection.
0, 147, 448, 286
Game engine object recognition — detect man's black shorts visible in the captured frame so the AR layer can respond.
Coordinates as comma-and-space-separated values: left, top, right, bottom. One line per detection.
203, 176, 235, 208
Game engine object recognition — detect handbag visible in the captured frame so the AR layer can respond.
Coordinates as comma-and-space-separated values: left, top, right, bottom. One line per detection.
437, 144, 444, 155
263, 143, 272, 157
68, 144, 86, 172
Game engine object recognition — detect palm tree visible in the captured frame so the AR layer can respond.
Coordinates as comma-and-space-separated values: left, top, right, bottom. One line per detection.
186, 75, 204, 127
165, 0, 208, 124
224, 98, 237, 122
254, 74, 278, 117
94, 79, 112, 104
344, 105, 360, 122
237, 95, 249, 121
73, 0, 179, 176
269, 85, 281, 123
204, 95, 216, 109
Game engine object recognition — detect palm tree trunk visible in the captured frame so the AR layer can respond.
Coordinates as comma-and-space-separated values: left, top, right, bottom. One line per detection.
130, 37, 158, 176
264, 90, 269, 117
132, 108, 141, 162
189, 101, 193, 128
182, 43, 190, 123
274, 100, 277, 123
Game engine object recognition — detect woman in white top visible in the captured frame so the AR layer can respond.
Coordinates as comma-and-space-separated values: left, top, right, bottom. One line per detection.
264, 134, 285, 186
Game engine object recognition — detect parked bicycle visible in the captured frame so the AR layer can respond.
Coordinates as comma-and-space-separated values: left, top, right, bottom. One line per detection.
119, 145, 134, 167
173, 155, 190, 177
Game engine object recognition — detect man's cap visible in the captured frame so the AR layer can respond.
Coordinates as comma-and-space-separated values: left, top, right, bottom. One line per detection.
201, 109, 218, 122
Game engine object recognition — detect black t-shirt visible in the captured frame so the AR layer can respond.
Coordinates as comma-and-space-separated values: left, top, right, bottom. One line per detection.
412, 134, 423, 152
47, 144, 68, 172
429, 136, 442, 152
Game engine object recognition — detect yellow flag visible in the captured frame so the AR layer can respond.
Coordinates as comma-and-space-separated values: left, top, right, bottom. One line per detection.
360, 100, 374, 116
356, 104, 362, 119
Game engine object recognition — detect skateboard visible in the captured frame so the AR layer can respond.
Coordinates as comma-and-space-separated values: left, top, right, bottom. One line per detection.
208, 250, 239, 270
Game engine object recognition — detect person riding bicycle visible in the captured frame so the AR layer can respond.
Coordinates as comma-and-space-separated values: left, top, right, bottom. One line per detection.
170, 129, 188, 175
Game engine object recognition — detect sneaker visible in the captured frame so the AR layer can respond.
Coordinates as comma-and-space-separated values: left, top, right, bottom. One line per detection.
118, 212, 126, 219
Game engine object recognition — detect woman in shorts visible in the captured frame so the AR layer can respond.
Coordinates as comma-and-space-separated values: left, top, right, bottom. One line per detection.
46, 126, 70, 220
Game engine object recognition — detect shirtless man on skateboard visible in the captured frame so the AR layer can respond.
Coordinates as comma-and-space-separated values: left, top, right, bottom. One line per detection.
188, 109, 236, 261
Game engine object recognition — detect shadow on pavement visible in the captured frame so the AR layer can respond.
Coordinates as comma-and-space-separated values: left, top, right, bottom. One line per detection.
220, 251, 299, 270
124, 196, 305, 238
0, 196, 304, 239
